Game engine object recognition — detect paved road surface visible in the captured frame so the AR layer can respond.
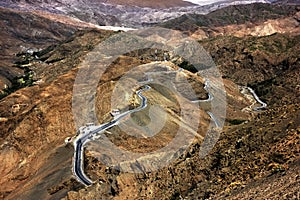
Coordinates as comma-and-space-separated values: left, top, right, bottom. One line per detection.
72, 86, 150, 186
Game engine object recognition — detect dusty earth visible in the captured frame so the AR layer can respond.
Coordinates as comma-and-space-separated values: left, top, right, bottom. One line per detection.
0, 3, 299, 200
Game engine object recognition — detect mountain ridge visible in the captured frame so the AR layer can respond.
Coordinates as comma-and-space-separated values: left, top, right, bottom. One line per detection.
160, 3, 298, 31
0, 0, 275, 27
0, 1, 299, 199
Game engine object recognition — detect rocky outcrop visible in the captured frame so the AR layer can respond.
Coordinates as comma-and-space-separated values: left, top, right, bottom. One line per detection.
199, 33, 300, 87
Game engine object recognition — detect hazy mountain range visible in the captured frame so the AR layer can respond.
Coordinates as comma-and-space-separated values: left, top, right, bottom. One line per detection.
0, 0, 277, 27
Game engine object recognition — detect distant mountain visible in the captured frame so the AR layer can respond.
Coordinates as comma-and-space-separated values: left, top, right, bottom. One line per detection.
0, 0, 121, 26
185, 0, 269, 5
0, 1, 297, 93
160, 3, 299, 34
101, 0, 196, 8
0, 0, 274, 27
272, 0, 300, 5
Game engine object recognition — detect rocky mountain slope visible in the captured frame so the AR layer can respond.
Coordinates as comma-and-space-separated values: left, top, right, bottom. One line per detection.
0, 26, 299, 200
0, 29, 114, 199
100, 0, 195, 8
160, 3, 299, 37
0, 6, 126, 98
71, 34, 299, 200
0, 2, 299, 200
200, 33, 300, 86
191, 11, 300, 39
1, 0, 195, 9
273, 0, 300, 5
0, 7, 79, 96
0, 0, 273, 27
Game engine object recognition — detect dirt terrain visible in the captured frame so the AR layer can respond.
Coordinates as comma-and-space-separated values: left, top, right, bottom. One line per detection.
0, 3, 299, 200
0, 7, 79, 93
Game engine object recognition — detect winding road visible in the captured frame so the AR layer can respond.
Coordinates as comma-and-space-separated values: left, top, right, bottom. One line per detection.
241, 86, 267, 111
72, 64, 268, 186
191, 80, 213, 103
72, 66, 225, 186
246, 87, 267, 111
72, 67, 222, 186
72, 85, 150, 186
